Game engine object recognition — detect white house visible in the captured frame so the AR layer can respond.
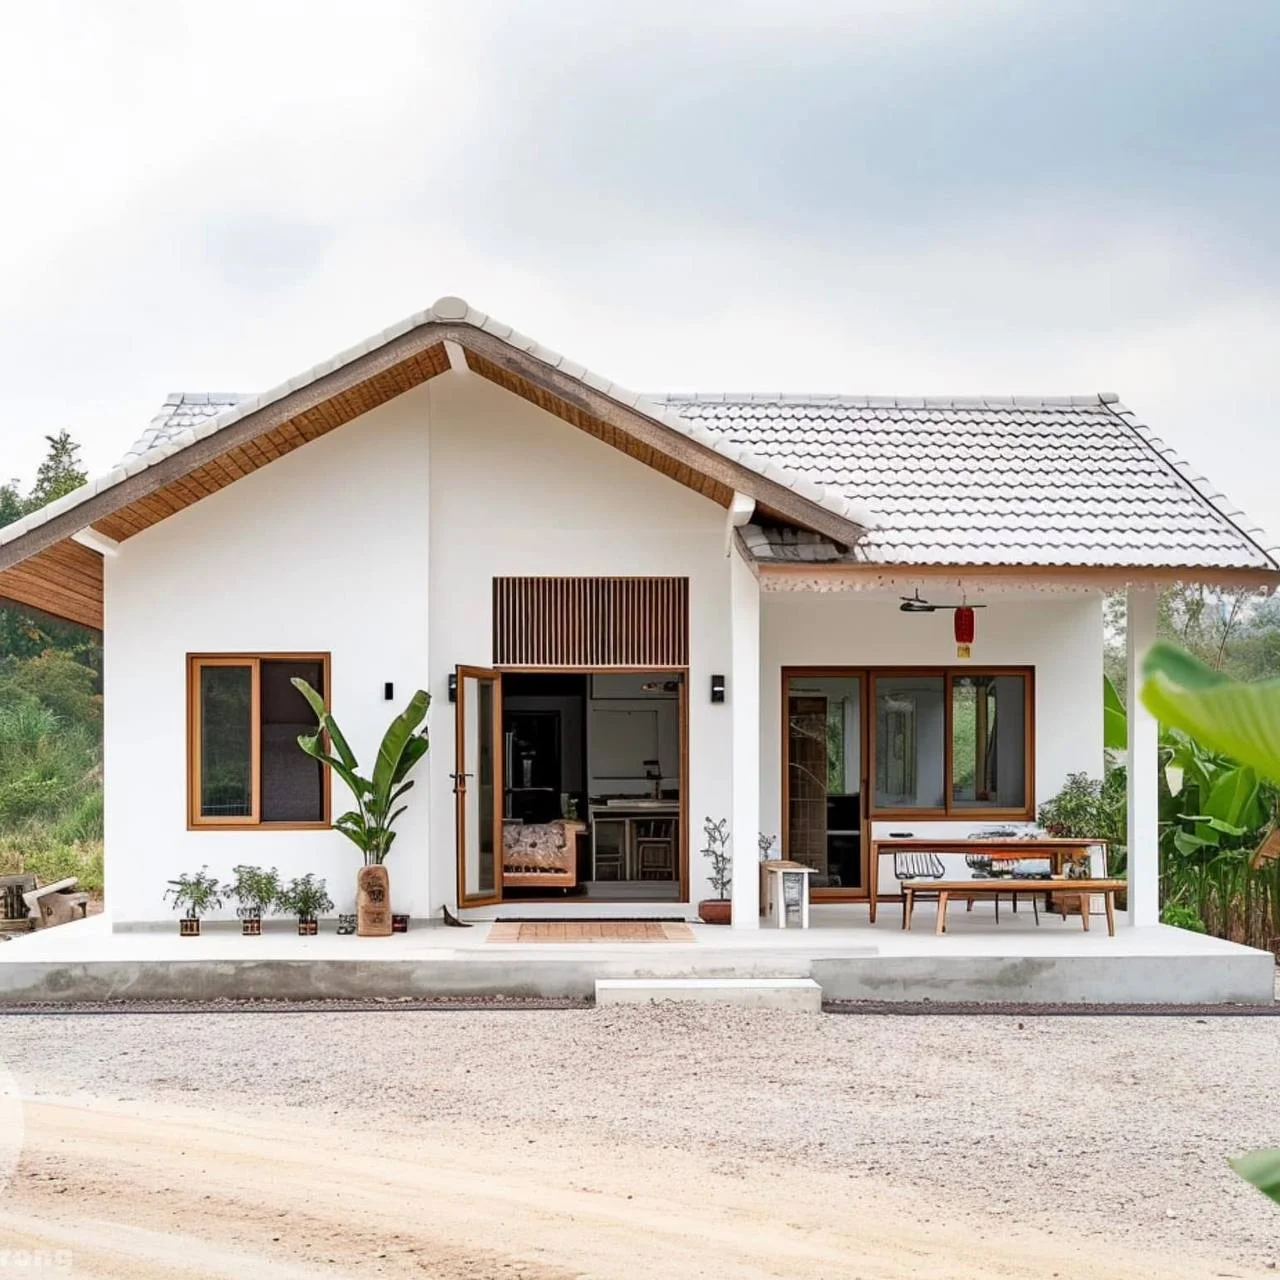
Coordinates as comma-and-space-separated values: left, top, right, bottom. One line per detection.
1, 295, 1276, 937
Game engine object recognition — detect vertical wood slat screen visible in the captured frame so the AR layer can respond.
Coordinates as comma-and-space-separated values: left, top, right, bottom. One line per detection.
493, 577, 689, 667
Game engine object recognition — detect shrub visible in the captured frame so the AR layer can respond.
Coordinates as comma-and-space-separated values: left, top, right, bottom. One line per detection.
0, 834, 104, 894
1161, 902, 1208, 933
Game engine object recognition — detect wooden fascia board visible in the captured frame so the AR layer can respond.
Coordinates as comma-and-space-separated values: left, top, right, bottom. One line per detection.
755, 561, 1280, 591
449, 328, 866, 547
0, 319, 864, 574
0, 329, 453, 573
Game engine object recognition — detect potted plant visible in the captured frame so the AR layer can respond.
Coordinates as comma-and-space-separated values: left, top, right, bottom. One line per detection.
293, 680, 429, 937
228, 864, 280, 936
278, 873, 333, 936
697, 816, 732, 924
164, 867, 223, 936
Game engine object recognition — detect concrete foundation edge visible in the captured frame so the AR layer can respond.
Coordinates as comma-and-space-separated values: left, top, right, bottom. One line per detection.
0, 951, 1272, 1005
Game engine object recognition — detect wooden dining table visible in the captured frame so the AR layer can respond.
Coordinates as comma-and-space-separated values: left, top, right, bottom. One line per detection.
866, 837, 1109, 924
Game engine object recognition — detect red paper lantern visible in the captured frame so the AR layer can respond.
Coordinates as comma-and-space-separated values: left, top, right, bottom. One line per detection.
954, 605, 974, 659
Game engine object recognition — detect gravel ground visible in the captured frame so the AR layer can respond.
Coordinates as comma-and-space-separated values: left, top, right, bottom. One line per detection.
2, 1005, 1280, 1271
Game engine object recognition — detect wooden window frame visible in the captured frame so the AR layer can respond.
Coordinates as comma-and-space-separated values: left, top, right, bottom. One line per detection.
868, 667, 1035, 821
187, 653, 332, 831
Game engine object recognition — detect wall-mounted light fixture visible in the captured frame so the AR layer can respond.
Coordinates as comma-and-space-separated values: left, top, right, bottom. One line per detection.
384, 682, 395, 701
447, 674, 457, 703
710, 674, 726, 704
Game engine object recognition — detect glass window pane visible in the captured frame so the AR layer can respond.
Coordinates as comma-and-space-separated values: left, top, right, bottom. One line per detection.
261, 660, 325, 823
199, 664, 253, 818
462, 675, 498, 899
785, 675, 862, 889
874, 675, 945, 809
951, 674, 1027, 809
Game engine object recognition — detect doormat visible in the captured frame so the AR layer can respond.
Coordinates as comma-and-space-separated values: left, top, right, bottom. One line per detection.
487, 921, 695, 943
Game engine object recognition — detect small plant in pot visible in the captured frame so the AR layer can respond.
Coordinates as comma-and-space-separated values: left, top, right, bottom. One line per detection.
293, 680, 429, 937
278, 874, 333, 936
697, 816, 732, 925
164, 867, 223, 937
229, 864, 281, 936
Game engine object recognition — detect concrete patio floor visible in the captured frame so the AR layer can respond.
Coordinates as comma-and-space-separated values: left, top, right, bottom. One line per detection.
0, 903, 1272, 1005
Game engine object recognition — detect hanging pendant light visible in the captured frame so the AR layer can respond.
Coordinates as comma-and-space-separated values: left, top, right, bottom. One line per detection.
954, 601, 975, 660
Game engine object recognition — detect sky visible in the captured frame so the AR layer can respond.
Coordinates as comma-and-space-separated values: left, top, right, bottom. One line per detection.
0, 0, 1277, 538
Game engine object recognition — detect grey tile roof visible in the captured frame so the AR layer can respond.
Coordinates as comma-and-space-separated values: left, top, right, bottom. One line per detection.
118, 393, 247, 463
3, 295, 1272, 578
653, 394, 1277, 570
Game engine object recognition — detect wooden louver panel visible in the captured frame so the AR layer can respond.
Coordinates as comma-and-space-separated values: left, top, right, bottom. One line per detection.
493, 577, 689, 667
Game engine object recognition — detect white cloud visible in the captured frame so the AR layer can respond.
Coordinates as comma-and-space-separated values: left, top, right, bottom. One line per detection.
0, 0, 1276, 542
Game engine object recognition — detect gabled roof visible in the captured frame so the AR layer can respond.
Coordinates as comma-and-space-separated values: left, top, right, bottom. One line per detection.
660, 394, 1278, 571
1, 295, 1277, 630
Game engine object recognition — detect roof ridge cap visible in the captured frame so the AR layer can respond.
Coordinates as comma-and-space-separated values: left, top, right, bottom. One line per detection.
650, 392, 1116, 408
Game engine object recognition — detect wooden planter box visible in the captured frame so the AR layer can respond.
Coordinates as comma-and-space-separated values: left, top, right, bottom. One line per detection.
179, 917, 200, 937
297, 917, 318, 936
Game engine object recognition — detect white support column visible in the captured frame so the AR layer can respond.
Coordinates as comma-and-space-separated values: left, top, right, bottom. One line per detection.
730, 548, 761, 928
1126, 585, 1160, 927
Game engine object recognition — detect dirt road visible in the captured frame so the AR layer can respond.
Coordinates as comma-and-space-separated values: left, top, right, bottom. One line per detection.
0, 1093, 1270, 1279
3, 1003, 1279, 1277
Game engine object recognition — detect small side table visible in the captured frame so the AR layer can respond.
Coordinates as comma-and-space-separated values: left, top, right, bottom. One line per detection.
760, 860, 816, 929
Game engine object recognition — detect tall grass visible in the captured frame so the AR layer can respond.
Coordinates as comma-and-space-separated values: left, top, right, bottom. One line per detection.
1162, 852, 1280, 950
0, 651, 103, 897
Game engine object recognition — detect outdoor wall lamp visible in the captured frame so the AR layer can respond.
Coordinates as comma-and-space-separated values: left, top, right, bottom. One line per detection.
448, 674, 457, 703
710, 674, 726, 704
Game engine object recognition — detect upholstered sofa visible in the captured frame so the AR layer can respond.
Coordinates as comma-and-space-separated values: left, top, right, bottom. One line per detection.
501, 819, 585, 888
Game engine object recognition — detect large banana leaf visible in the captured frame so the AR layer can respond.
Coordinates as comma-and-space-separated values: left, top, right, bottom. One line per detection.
1203, 765, 1264, 830
292, 680, 431, 865
1103, 675, 1127, 751
1141, 642, 1280, 786
371, 691, 431, 808
1231, 1149, 1280, 1205
292, 678, 361, 775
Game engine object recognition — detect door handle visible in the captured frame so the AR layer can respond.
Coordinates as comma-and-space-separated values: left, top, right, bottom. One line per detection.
451, 771, 473, 794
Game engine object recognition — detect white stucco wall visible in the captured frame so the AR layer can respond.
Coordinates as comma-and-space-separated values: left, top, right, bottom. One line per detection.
425, 372, 733, 914
104, 387, 433, 925
101, 361, 1105, 925
104, 369, 737, 925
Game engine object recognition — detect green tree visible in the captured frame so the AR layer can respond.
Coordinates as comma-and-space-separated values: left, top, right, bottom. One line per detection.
27, 430, 86, 511
0, 482, 22, 528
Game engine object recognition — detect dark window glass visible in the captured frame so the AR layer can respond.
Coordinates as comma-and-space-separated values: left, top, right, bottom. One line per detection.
874, 676, 945, 810
260, 660, 325, 823
951, 674, 1027, 809
199, 665, 253, 818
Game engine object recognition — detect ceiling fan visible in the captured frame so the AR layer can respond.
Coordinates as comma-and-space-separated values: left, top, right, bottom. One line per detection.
898, 590, 987, 614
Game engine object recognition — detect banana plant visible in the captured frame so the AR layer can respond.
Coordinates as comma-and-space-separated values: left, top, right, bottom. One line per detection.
1141, 642, 1280, 785
292, 679, 430, 865
1140, 642, 1280, 1208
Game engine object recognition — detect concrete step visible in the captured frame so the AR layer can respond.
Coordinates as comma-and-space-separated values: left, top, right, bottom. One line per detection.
594, 977, 823, 1011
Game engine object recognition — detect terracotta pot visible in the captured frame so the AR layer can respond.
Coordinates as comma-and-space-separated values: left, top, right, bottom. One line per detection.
697, 899, 731, 925
357, 865, 392, 937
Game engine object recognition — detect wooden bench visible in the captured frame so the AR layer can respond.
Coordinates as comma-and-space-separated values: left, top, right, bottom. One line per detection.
903, 878, 1127, 936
